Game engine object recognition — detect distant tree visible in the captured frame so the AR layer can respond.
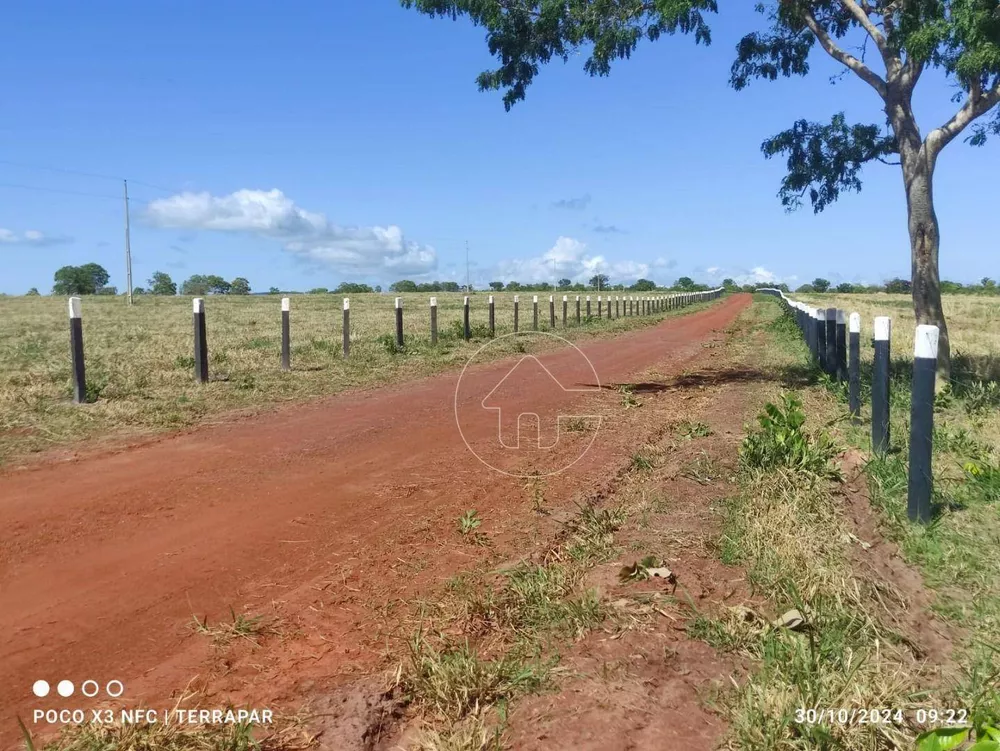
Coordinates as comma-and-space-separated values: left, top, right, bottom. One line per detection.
557, 278, 572, 289
96, 286, 118, 296
940, 280, 964, 294
148, 271, 177, 296
52, 263, 110, 295
268, 287, 281, 294
588, 273, 610, 290
982, 277, 997, 291
488, 281, 504, 291
334, 282, 375, 294
25, 287, 40, 296
230, 277, 251, 295
440, 281, 461, 292
796, 283, 817, 293
675, 277, 696, 291
884, 278, 912, 294
506, 281, 523, 291
375, 285, 383, 293
631, 278, 656, 292
812, 278, 831, 293
390, 280, 419, 293
181, 275, 211, 296
307, 287, 330, 294
722, 278, 738, 292
835, 282, 855, 293
204, 275, 231, 295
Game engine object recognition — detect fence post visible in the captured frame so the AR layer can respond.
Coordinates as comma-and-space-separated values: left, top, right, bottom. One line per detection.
549, 295, 555, 328
872, 316, 892, 454
343, 298, 350, 357
532, 295, 539, 331
848, 312, 861, 420
193, 298, 209, 384
395, 297, 404, 349
586, 295, 592, 320
430, 297, 438, 345
814, 308, 826, 370
825, 308, 838, 376
908, 325, 939, 524
488, 295, 495, 337
464, 296, 471, 340
615, 295, 620, 318
69, 297, 86, 403
597, 295, 603, 319
576, 295, 581, 324
562, 295, 568, 327
281, 297, 291, 371
836, 310, 847, 381
514, 295, 520, 333
607, 294, 612, 319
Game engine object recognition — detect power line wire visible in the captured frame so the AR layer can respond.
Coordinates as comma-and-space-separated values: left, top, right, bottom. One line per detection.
0, 158, 179, 195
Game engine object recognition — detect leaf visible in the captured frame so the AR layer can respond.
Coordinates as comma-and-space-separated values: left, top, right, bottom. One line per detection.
916, 727, 972, 751
772, 608, 807, 631
966, 741, 1000, 751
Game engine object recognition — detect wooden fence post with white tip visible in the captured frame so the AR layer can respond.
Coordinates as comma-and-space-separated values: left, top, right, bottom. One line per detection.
488, 295, 495, 337
848, 313, 861, 420
533, 295, 539, 331
281, 297, 291, 371
562, 295, 568, 327
193, 298, 209, 384
513, 295, 520, 333
342, 298, 350, 357
69, 297, 86, 403
463, 296, 471, 341
836, 310, 847, 381
395, 297, 404, 350
908, 325, 940, 524
549, 295, 555, 328
576, 295, 581, 324
430, 297, 438, 345
872, 316, 892, 454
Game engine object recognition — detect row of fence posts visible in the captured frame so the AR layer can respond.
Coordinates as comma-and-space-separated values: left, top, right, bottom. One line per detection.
65, 287, 723, 398
758, 288, 939, 525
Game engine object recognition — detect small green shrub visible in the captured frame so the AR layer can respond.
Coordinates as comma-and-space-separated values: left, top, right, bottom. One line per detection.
739, 393, 839, 478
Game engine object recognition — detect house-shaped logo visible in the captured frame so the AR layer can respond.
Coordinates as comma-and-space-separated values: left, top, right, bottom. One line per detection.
481, 355, 599, 449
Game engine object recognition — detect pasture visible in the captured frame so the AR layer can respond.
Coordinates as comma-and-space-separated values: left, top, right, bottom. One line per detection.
0, 290, 704, 464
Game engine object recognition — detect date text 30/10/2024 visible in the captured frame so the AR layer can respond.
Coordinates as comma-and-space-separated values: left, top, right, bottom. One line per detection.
795, 708, 969, 726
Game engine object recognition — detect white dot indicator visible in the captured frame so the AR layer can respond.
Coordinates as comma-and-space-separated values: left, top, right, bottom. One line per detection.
57, 680, 74, 698
81, 680, 99, 698
32, 680, 50, 698
106, 680, 124, 698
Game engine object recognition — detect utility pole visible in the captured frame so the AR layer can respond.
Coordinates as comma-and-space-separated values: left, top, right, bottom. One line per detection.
124, 179, 133, 306
465, 240, 471, 294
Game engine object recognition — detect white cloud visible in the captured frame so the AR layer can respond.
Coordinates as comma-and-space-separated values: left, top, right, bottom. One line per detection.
0, 228, 71, 246
494, 236, 652, 284
145, 189, 437, 276
733, 266, 789, 285
706, 266, 721, 275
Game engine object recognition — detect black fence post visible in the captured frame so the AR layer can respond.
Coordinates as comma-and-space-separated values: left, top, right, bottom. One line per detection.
281, 297, 291, 371
814, 308, 827, 370
598, 295, 603, 319
430, 296, 438, 345
908, 325, 939, 524
532, 295, 539, 331
488, 295, 495, 337
193, 298, 209, 384
836, 310, 848, 381
69, 297, 86, 403
343, 298, 350, 357
825, 308, 838, 376
395, 297, 404, 350
464, 295, 471, 340
562, 295, 568, 327
615, 296, 620, 318
607, 295, 612, 319
514, 295, 520, 333
848, 312, 861, 420
576, 295, 581, 324
549, 295, 556, 328
872, 316, 892, 454
586, 295, 592, 320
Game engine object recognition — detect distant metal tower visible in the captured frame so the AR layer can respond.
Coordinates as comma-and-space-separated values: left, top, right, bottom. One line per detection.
124, 179, 133, 305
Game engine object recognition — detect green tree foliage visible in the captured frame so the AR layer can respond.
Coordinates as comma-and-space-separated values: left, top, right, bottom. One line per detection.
588, 273, 610, 289
402, 0, 1000, 377
148, 271, 177, 296
674, 276, 696, 291
812, 278, 831, 292
52, 263, 110, 295
334, 282, 375, 294
229, 277, 251, 295
489, 281, 505, 291
390, 280, 419, 292
307, 287, 330, 294
25, 287, 40, 296
836, 282, 856, 293
722, 278, 738, 291
557, 278, 572, 289
885, 277, 912, 294
268, 287, 281, 294
796, 283, 817, 293
132, 287, 146, 295
631, 278, 656, 291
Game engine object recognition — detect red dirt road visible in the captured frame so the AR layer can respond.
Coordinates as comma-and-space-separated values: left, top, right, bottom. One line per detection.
0, 295, 748, 746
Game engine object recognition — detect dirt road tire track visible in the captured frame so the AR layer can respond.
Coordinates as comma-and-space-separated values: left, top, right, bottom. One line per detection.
0, 295, 749, 746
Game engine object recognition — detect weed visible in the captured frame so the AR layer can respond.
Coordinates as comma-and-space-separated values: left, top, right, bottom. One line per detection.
565, 504, 626, 562
377, 333, 406, 355
681, 451, 722, 485
739, 393, 840, 479
522, 472, 548, 515
676, 420, 713, 439
618, 384, 642, 409
190, 607, 274, 645
458, 509, 483, 537
630, 453, 653, 472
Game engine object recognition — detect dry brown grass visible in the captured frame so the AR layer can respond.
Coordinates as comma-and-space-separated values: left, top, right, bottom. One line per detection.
0, 291, 703, 464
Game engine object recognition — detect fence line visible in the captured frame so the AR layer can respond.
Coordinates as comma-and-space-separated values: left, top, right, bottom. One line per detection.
758, 288, 939, 524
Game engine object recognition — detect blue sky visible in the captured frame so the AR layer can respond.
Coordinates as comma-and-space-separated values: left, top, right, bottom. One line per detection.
1, 1, 994, 295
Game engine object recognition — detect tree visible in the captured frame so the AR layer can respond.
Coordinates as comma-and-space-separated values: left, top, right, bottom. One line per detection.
203, 275, 230, 295
812, 278, 831, 293
52, 263, 110, 295
334, 282, 375, 294
26, 287, 40, 296
489, 281, 505, 291
269, 287, 281, 294
307, 287, 330, 294
885, 277, 912, 294
836, 282, 856, 293
675, 276, 696, 291
148, 271, 177, 296
982, 277, 997, 290
796, 283, 817, 293
631, 278, 656, 292
390, 280, 419, 293
722, 278, 738, 291
403, 2, 1000, 377
556, 278, 571, 289
230, 277, 251, 295
588, 273, 610, 290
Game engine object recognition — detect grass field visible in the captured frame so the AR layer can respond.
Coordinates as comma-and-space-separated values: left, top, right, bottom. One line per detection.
0, 290, 707, 465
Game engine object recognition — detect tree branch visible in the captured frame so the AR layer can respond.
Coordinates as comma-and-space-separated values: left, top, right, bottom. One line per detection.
840, 0, 887, 52
926, 79, 1000, 159
800, 8, 887, 99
